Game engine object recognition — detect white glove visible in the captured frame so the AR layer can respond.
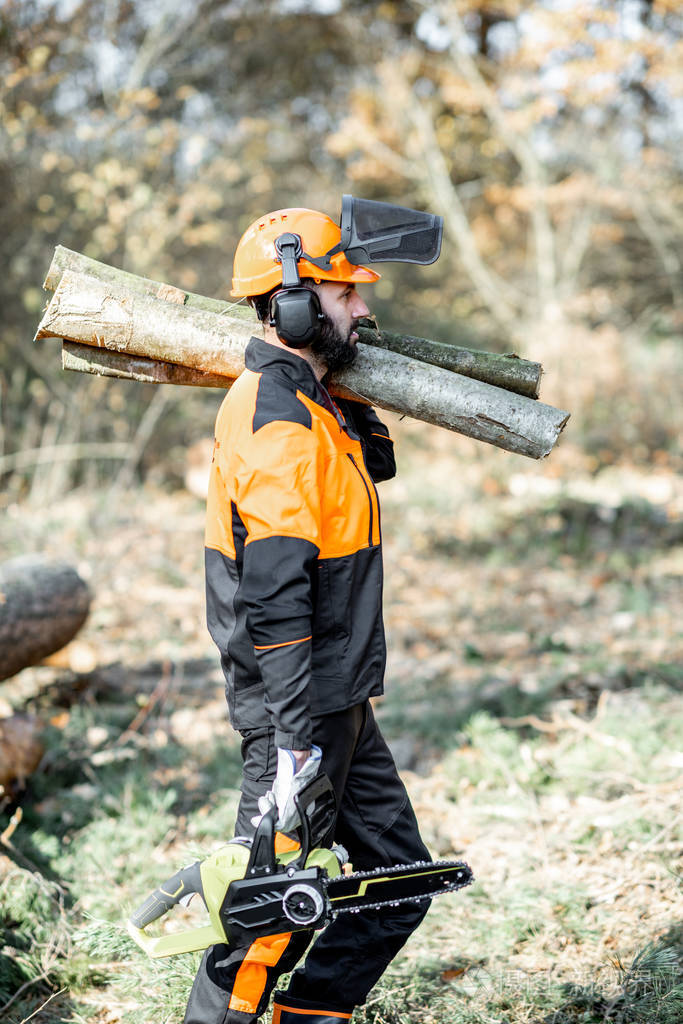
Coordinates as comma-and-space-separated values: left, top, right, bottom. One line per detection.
251, 745, 322, 834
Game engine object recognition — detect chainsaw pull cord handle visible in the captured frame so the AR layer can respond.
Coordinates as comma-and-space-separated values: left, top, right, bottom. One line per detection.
129, 860, 204, 929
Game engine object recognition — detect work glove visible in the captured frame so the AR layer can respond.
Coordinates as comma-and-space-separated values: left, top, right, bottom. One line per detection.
251, 745, 322, 835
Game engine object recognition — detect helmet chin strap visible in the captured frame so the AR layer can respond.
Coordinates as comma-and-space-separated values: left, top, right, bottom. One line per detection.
300, 248, 337, 272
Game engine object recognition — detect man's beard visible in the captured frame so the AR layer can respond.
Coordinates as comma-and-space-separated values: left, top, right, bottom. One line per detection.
311, 316, 359, 374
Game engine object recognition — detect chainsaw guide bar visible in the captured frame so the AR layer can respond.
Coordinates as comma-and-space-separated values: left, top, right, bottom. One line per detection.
326, 859, 473, 915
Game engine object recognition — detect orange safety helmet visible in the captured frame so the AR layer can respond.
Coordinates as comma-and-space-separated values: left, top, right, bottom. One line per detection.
231, 207, 380, 298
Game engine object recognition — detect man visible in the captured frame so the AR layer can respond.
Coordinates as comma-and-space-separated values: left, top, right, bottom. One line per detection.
184, 206, 432, 1024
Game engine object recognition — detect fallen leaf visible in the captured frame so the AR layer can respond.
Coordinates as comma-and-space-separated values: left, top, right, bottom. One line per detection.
442, 968, 467, 981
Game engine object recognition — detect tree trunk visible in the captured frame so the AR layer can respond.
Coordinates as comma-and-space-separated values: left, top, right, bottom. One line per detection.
44, 246, 542, 397
37, 271, 569, 459
0, 557, 92, 682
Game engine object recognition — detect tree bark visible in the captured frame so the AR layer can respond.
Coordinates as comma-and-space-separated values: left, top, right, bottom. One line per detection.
0, 557, 92, 682
44, 246, 542, 397
62, 334, 539, 404
37, 271, 569, 459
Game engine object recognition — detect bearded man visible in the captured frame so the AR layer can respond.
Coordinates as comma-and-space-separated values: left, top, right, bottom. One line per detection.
184, 206, 432, 1024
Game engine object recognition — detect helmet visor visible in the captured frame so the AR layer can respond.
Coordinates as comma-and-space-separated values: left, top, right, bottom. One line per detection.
338, 195, 443, 266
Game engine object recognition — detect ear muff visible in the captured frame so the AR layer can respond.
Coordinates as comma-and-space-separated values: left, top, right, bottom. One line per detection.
269, 287, 325, 349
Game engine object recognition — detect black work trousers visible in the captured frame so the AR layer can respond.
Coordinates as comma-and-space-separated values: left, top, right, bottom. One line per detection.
183, 701, 430, 1024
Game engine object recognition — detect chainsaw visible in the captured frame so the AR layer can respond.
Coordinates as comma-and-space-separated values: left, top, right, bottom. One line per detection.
127, 773, 473, 959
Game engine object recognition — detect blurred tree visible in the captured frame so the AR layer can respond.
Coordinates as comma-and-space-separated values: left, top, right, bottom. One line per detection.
0, 0, 681, 497
0, 0, 369, 496
327, 0, 683, 341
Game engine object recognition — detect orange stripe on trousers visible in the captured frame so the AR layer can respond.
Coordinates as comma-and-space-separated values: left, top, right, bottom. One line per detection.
272, 1002, 352, 1020
228, 932, 292, 1014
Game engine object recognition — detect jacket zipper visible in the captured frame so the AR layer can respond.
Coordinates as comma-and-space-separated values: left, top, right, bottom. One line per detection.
347, 453, 374, 547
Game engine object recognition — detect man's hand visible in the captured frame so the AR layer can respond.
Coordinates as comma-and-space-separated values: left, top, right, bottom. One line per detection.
251, 745, 322, 834
291, 749, 312, 772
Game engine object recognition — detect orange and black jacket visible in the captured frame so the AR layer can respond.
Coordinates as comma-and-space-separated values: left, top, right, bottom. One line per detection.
205, 337, 395, 750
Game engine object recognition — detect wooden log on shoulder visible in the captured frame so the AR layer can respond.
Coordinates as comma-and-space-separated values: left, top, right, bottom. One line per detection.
44, 246, 541, 398
37, 270, 254, 375
337, 346, 567, 456
62, 341, 235, 389
0, 557, 92, 682
37, 271, 569, 459
358, 326, 542, 399
44, 244, 249, 320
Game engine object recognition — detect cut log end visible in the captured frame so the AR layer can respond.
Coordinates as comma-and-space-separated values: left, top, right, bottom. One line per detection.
0, 557, 92, 682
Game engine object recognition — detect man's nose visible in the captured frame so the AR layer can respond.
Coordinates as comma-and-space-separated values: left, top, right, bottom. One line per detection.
350, 292, 370, 318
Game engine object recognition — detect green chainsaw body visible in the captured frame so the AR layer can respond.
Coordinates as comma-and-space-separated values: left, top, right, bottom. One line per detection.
126, 774, 473, 959
127, 773, 341, 958
127, 841, 342, 958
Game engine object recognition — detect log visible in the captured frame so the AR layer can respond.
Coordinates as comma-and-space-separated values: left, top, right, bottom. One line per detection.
44, 244, 249, 319
0, 715, 44, 790
37, 269, 254, 374
62, 341, 235, 389
44, 246, 542, 397
358, 326, 542, 399
61, 334, 540, 405
0, 557, 92, 682
37, 271, 569, 459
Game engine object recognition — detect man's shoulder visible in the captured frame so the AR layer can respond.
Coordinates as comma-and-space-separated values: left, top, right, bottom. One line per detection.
252, 369, 313, 433
218, 367, 315, 437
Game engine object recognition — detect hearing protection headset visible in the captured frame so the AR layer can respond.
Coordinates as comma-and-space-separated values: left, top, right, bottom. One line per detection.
268, 233, 325, 349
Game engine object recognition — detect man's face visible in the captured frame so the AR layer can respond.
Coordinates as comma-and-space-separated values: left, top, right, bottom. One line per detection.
311, 281, 371, 373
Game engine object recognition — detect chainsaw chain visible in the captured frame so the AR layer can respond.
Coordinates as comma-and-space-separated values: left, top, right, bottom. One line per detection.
329, 859, 473, 917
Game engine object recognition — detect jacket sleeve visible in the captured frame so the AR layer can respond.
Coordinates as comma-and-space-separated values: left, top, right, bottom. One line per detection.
231, 421, 323, 750
336, 399, 396, 483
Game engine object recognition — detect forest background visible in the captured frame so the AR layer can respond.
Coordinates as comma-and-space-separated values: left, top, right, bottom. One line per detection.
0, 2, 682, 1023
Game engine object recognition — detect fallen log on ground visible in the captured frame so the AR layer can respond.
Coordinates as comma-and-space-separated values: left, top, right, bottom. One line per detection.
36, 270, 569, 459
0, 557, 91, 682
0, 715, 44, 792
44, 246, 542, 398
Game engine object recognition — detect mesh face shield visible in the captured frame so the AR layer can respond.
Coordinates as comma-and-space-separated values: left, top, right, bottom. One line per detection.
337, 194, 443, 266
303, 195, 444, 274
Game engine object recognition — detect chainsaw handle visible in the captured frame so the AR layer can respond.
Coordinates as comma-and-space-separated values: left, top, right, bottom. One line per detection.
129, 860, 204, 929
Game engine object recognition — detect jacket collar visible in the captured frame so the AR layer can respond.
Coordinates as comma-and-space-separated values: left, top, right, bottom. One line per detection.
245, 337, 344, 426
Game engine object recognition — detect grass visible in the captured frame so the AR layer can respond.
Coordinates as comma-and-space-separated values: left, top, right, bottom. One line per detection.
1, 681, 681, 1023
0, 722, 238, 1023
351, 938, 683, 1024
1, 444, 682, 1022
